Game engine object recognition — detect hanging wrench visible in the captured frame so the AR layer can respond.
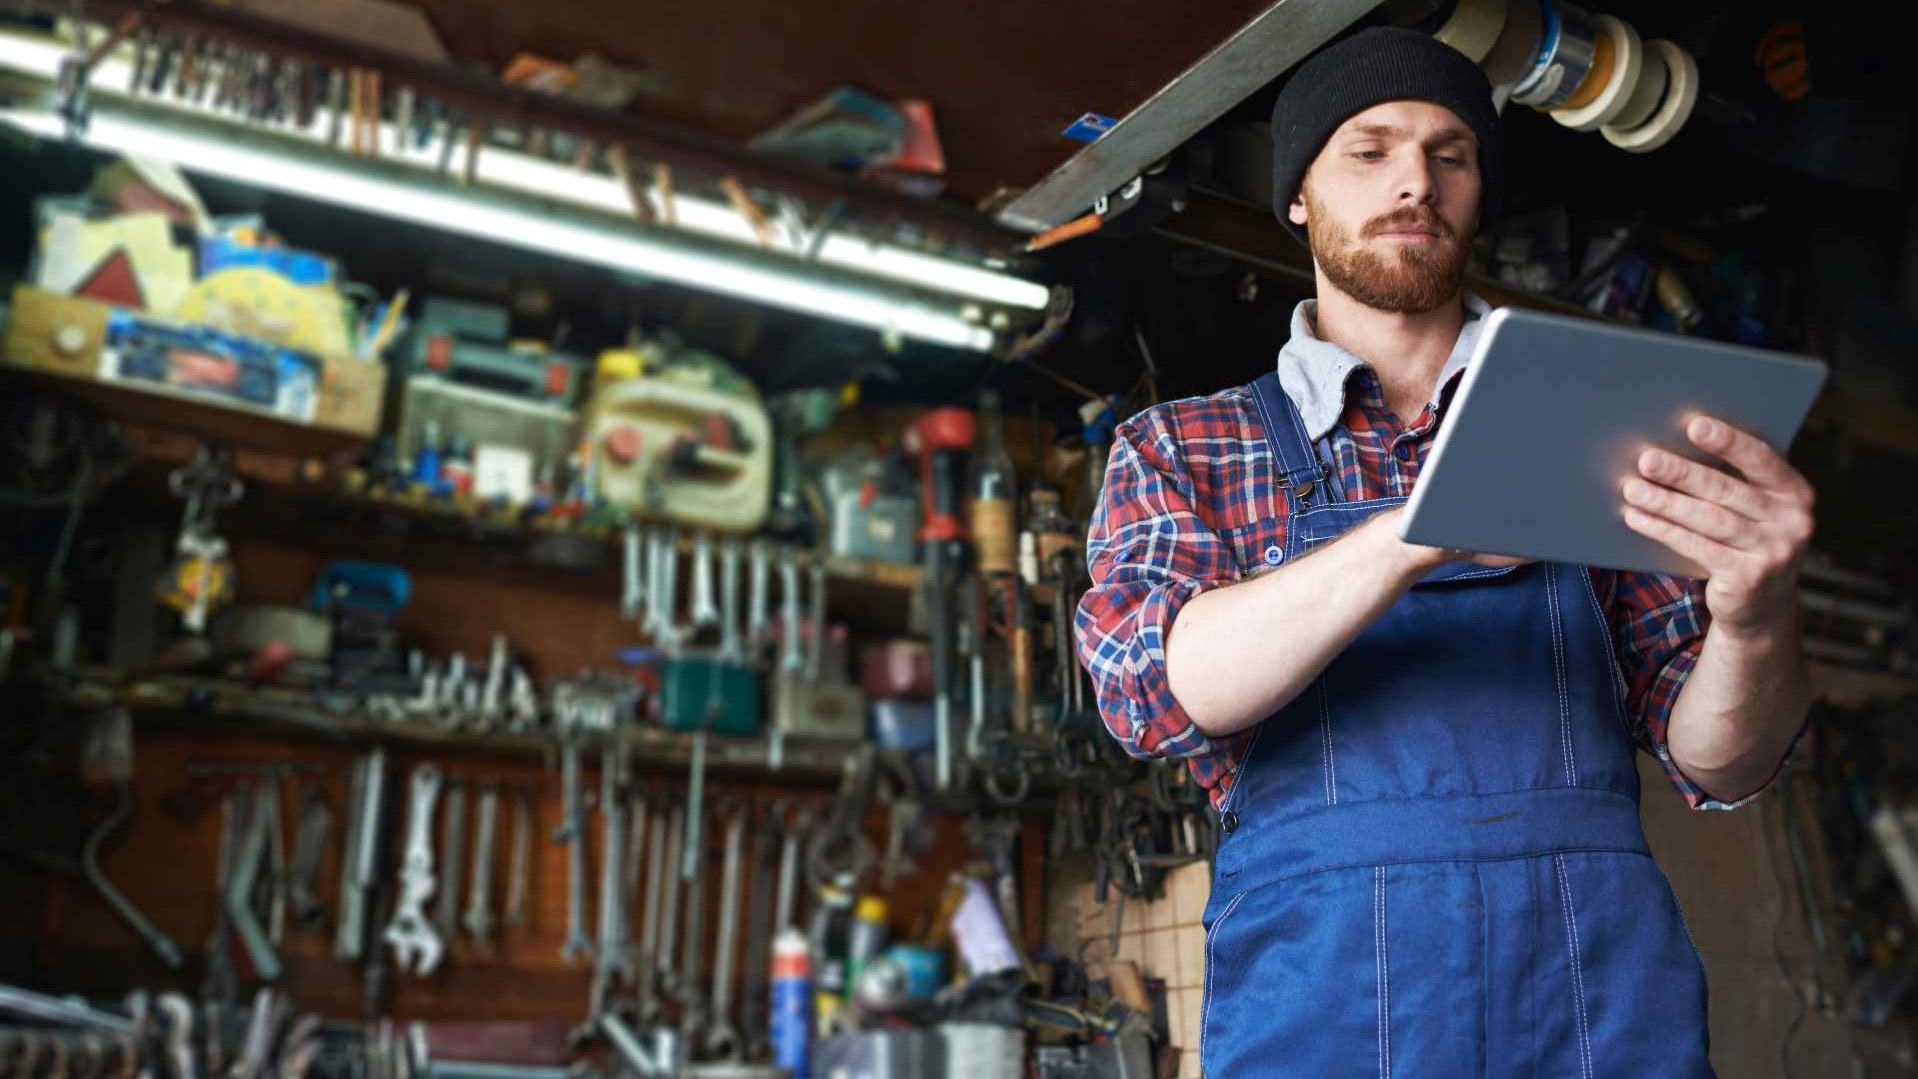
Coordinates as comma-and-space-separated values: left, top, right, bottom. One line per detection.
156, 993, 197, 1079
479, 635, 510, 728
806, 559, 828, 681
656, 804, 683, 996
677, 820, 708, 1041
740, 801, 781, 1062
433, 776, 467, 942
382, 764, 444, 976
649, 527, 681, 650
718, 536, 744, 663
778, 549, 805, 673
463, 782, 500, 948
774, 806, 805, 934
689, 532, 720, 629
747, 540, 773, 659
621, 525, 645, 621
704, 806, 749, 1061
287, 783, 333, 929
637, 808, 668, 1022
590, 744, 634, 1016
555, 739, 595, 964
504, 784, 533, 929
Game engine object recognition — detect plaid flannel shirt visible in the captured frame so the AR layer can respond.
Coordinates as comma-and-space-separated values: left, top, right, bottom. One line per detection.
1075, 296, 1767, 814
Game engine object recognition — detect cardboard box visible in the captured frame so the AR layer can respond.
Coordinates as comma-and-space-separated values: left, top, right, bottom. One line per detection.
4, 285, 383, 450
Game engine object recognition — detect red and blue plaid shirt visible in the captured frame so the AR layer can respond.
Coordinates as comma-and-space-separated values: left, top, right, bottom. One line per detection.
1075, 297, 1757, 814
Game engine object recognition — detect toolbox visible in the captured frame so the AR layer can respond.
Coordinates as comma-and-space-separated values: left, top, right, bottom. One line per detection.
659, 654, 761, 736
406, 296, 588, 406
823, 451, 920, 564
394, 377, 578, 501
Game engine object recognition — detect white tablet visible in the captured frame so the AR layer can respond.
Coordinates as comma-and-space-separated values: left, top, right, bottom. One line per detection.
1398, 306, 1828, 577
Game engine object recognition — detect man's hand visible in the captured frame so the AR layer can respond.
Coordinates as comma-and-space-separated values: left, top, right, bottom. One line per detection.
1620, 414, 1815, 637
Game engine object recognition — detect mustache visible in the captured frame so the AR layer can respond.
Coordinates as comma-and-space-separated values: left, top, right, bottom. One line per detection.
1361, 207, 1456, 240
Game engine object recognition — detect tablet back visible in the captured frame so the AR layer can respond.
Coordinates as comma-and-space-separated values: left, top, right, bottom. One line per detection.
1398, 306, 1828, 577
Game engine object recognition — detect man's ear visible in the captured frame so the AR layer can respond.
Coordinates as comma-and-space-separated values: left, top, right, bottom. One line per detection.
1288, 188, 1309, 227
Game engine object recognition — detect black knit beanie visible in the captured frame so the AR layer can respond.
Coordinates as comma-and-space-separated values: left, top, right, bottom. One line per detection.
1271, 26, 1503, 245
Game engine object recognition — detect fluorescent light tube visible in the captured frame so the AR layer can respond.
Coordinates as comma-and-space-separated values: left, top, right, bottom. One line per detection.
0, 31, 1051, 314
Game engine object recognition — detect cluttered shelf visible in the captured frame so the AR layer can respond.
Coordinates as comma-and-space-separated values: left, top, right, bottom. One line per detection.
64, 668, 880, 786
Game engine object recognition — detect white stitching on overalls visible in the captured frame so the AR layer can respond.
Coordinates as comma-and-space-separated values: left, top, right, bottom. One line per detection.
1555, 855, 1595, 1079
1318, 677, 1337, 805
1546, 566, 1576, 786
1577, 570, 1633, 735
1375, 867, 1391, 1079
1201, 890, 1250, 1074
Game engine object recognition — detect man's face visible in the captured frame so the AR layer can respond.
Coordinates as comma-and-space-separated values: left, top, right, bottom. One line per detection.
1287, 100, 1481, 314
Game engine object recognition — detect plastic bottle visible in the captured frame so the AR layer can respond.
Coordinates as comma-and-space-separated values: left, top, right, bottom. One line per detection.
968, 390, 1018, 576
845, 895, 889, 998
771, 927, 813, 1075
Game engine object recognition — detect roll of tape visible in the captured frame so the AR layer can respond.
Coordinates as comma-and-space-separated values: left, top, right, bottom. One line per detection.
1480, 0, 1544, 86
1511, 0, 1599, 108
1554, 13, 1616, 109
1602, 40, 1699, 153
1603, 31, 1668, 130
1552, 15, 1644, 131
1436, 0, 1510, 63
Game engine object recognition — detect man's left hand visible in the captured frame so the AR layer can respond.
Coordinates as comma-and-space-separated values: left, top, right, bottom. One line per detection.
1620, 414, 1815, 637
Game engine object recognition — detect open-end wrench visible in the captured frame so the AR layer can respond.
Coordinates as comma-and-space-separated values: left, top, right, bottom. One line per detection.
382, 764, 444, 976
225, 784, 283, 982
677, 813, 708, 1041
704, 806, 749, 1060
262, 771, 287, 947
479, 635, 510, 728
637, 808, 668, 1022
335, 749, 386, 961
655, 804, 683, 996
434, 776, 467, 942
555, 740, 595, 965
653, 527, 682, 651
774, 806, 805, 935
621, 526, 644, 621
463, 782, 500, 948
287, 783, 332, 929
156, 993, 197, 1079
740, 801, 780, 1062
718, 537, 744, 664
806, 559, 828, 680
747, 540, 772, 659
504, 784, 532, 929
778, 549, 805, 672
689, 532, 720, 629
590, 744, 634, 1017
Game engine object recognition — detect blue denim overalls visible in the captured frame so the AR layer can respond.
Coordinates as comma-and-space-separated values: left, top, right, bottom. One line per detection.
1198, 372, 1713, 1077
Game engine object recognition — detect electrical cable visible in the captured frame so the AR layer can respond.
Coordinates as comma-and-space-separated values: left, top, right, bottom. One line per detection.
1761, 787, 1809, 1079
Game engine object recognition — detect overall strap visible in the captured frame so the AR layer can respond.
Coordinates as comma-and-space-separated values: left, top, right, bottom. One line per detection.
1249, 371, 1329, 499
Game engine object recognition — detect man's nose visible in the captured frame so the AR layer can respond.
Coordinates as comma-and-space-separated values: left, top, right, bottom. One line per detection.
1394, 151, 1438, 206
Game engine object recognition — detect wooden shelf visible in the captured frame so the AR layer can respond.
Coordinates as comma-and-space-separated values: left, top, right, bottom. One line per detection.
76, 671, 856, 785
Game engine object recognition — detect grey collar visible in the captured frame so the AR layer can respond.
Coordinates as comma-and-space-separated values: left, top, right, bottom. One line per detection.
1274, 293, 1493, 442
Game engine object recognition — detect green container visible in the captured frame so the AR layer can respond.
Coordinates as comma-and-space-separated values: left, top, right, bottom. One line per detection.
659, 655, 761, 736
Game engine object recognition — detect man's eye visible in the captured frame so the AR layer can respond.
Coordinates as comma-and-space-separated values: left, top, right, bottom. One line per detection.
1434, 153, 1466, 166
1351, 150, 1385, 161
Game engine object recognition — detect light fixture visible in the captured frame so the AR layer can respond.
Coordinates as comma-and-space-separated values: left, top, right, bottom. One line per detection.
0, 30, 1053, 351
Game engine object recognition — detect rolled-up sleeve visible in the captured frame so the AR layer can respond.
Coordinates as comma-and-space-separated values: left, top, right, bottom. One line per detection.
1611, 570, 1796, 811
1074, 409, 1238, 763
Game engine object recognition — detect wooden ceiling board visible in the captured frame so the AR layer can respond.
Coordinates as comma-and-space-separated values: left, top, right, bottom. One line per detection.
375, 0, 1277, 203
